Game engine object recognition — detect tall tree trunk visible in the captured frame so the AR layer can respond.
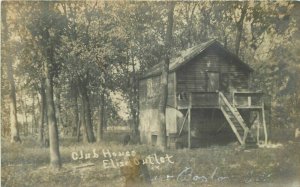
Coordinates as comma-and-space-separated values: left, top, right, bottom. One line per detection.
2, 4, 21, 143
55, 91, 61, 127
77, 113, 81, 142
130, 55, 140, 143
103, 106, 107, 130
74, 94, 81, 142
20, 91, 26, 136
235, 3, 248, 56
39, 79, 46, 145
80, 96, 88, 143
157, 2, 175, 150
41, 4, 61, 166
235, 26, 243, 56
32, 91, 37, 133
44, 59, 61, 168
97, 93, 105, 142
97, 72, 106, 142
73, 92, 79, 137
20, 91, 28, 136
24, 101, 28, 136
185, 3, 197, 48
81, 86, 95, 143
7, 61, 20, 143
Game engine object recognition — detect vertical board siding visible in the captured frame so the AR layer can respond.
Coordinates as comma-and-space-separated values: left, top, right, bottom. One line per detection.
176, 46, 250, 95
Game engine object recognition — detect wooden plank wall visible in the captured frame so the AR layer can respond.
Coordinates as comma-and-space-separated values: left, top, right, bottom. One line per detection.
176, 46, 250, 94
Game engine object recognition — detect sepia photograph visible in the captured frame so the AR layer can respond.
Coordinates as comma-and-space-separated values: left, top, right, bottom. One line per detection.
1, 1, 300, 187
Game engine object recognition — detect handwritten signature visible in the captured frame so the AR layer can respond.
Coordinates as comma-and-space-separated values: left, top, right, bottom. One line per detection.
152, 167, 229, 183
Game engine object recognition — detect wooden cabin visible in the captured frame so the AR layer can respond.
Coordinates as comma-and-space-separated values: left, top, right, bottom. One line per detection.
138, 39, 269, 148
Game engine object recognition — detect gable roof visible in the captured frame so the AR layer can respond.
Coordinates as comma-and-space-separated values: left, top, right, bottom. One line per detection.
140, 39, 253, 80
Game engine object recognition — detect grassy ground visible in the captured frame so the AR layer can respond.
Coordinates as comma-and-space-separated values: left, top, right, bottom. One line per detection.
1, 130, 300, 187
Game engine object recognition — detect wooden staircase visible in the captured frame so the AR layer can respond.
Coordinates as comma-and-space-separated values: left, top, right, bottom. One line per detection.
219, 92, 257, 148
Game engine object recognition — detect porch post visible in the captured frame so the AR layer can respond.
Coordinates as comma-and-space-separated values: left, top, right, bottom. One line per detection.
248, 96, 251, 107
188, 93, 191, 149
256, 110, 260, 144
262, 103, 268, 144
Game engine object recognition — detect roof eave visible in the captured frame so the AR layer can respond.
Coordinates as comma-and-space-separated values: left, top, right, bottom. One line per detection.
139, 69, 176, 80
213, 42, 254, 72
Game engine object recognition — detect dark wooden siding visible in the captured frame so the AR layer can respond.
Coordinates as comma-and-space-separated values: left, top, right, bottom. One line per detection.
176, 46, 250, 95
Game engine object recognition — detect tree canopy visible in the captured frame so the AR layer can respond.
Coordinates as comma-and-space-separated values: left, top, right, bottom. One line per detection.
1, 1, 300, 145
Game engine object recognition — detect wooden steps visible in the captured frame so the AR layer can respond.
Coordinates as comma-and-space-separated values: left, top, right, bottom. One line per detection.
219, 92, 257, 147
245, 133, 258, 149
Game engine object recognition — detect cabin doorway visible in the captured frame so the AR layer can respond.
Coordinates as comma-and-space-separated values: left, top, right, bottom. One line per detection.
207, 72, 219, 92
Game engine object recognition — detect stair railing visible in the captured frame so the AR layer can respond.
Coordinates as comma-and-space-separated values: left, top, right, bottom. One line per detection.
219, 92, 250, 144
220, 106, 244, 144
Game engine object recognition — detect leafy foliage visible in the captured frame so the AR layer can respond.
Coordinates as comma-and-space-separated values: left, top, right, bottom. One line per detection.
1, 1, 300, 140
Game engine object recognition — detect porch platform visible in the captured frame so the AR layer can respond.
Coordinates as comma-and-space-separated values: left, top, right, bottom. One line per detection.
177, 91, 265, 110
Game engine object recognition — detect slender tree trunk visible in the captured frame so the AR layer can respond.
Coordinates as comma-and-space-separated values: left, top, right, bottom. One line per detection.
77, 113, 81, 142
2, 4, 21, 143
7, 62, 20, 143
130, 55, 140, 143
97, 93, 105, 142
20, 92, 28, 136
20, 94, 24, 135
235, 3, 247, 56
103, 106, 107, 130
41, 5, 61, 166
130, 103, 139, 143
235, 26, 243, 56
32, 92, 37, 133
74, 94, 81, 142
44, 62, 61, 168
82, 115, 88, 143
73, 92, 79, 137
80, 96, 88, 143
81, 87, 95, 143
55, 92, 61, 127
24, 103, 28, 136
186, 3, 197, 48
39, 79, 46, 145
157, 2, 175, 150
44, 92, 49, 140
